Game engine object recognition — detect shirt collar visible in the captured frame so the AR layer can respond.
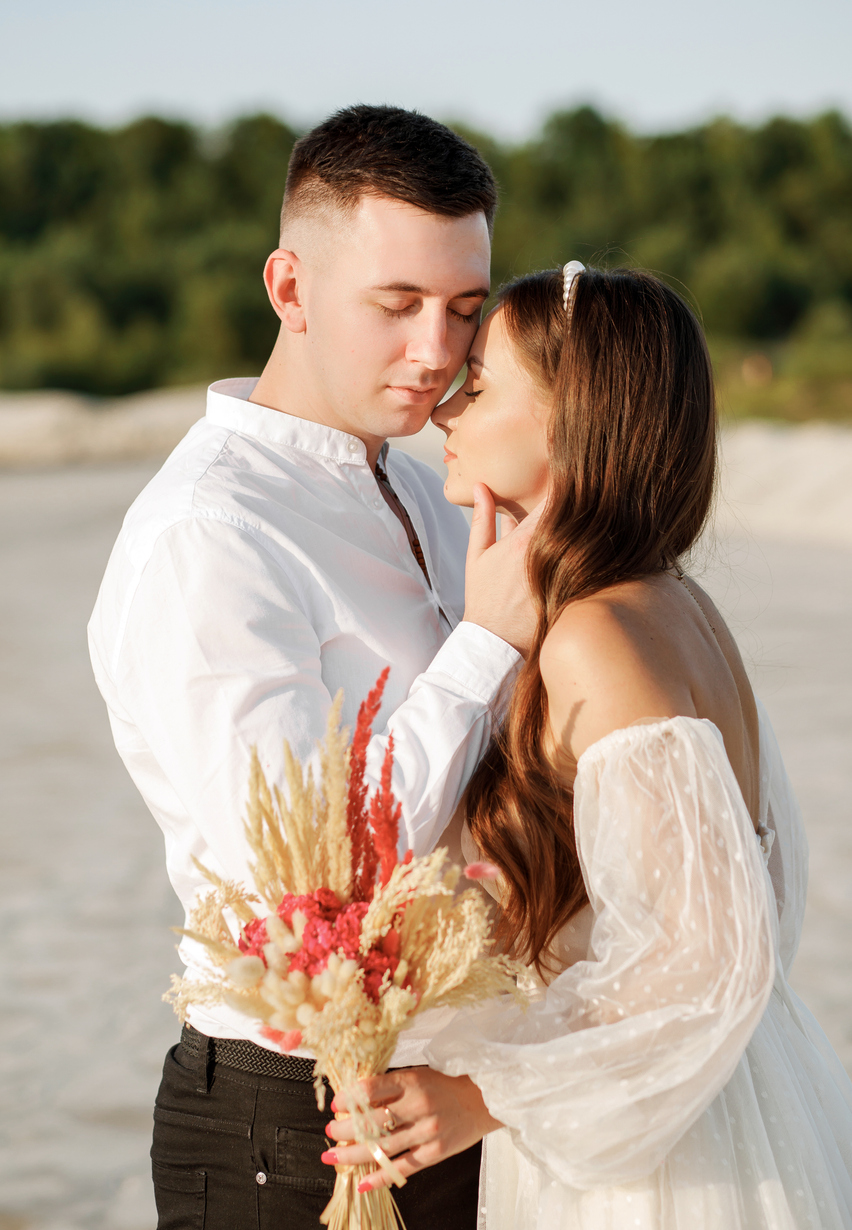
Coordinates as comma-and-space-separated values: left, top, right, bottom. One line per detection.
205, 377, 370, 465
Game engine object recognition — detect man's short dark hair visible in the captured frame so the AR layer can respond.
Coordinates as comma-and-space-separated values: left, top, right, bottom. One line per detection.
281, 104, 498, 235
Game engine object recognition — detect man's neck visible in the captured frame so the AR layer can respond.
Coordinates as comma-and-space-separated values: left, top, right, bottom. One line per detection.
250, 341, 385, 469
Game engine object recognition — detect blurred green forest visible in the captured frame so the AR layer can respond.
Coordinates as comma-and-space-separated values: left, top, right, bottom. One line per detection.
1, 108, 851, 419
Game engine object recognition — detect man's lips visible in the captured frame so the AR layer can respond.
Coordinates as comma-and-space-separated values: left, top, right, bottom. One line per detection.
387, 385, 439, 404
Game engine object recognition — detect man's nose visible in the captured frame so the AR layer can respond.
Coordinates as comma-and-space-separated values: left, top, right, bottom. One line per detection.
406, 305, 451, 372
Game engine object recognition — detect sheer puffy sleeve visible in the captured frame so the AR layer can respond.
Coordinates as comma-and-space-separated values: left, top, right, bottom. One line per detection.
427, 717, 776, 1189
756, 699, 808, 976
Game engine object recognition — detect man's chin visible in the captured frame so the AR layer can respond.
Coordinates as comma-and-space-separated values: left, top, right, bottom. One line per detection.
381, 404, 437, 439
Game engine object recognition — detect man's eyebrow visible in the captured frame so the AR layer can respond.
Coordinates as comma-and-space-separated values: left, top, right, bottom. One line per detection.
372, 282, 490, 299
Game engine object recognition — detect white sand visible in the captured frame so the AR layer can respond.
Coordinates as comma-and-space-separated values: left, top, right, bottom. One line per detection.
0, 387, 206, 468
3, 389, 852, 546
0, 399, 850, 1228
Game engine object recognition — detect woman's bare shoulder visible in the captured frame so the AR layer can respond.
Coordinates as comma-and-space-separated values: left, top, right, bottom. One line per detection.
539, 587, 694, 768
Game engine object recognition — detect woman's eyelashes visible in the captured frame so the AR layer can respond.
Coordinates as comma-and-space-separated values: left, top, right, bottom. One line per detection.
465, 388, 484, 399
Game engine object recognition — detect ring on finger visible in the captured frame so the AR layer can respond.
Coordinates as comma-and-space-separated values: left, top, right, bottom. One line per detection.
381, 1106, 397, 1134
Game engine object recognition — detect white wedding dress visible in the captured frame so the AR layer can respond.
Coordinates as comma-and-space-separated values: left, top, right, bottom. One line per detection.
427, 702, 852, 1229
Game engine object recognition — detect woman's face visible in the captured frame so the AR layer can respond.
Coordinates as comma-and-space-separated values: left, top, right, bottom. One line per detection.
431, 307, 552, 520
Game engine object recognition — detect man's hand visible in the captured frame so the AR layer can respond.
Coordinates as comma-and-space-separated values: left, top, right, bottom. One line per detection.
462, 483, 542, 657
321, 1066, 502, 1193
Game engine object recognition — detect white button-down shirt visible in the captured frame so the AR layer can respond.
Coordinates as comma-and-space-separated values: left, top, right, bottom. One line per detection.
88, 378, 519, 1061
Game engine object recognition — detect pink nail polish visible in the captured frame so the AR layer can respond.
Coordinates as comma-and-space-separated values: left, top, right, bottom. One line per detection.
321, 1150, 338, 1164
357, 1179, 371, 1194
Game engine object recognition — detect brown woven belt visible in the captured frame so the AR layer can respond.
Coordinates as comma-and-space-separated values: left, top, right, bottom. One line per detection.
180, 1023, 318, 1082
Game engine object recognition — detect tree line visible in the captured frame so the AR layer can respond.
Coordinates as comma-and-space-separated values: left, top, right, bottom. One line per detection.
0, 107, 850, 415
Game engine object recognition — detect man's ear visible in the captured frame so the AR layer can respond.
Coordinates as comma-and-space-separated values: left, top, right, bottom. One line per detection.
263, 248, 306, 333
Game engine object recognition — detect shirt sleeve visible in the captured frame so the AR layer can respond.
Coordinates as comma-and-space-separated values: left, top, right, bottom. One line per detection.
426, 717, 776, 1189
101, 515, 519, 888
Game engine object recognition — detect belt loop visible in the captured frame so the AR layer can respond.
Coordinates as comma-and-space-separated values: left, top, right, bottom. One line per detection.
182, 1024, 214, 1095
196, 1032, 213, 1095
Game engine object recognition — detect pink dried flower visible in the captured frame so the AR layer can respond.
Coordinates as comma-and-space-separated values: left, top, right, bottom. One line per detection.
464, 862, 501, 881
238, 916, 269, 959
261, 1024, 303, 1051
333, 902, 369, 958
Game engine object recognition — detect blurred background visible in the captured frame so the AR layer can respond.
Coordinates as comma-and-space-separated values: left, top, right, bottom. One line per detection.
1, 1, 851, 1227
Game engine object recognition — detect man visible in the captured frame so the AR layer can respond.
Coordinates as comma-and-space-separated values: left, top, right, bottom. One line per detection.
89, 105, 534, 1228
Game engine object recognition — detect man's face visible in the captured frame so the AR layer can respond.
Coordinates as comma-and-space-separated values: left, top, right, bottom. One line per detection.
297, 195, 490, 447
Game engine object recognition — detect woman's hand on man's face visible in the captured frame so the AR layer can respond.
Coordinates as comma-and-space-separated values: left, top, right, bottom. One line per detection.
462, 482, 543, 657
320, 1066, 502, 1193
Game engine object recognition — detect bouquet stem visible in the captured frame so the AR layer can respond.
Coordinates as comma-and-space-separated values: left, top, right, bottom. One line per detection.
321, 1080, 407, 1230
320, 1163, 406, 1229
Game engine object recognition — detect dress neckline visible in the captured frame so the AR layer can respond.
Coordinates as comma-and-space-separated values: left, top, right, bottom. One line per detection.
574, 713, 723, 771
574, 712, 771, 848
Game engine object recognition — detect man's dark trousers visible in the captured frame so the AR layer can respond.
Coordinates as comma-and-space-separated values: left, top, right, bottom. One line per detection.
151, 1028, 482, 1228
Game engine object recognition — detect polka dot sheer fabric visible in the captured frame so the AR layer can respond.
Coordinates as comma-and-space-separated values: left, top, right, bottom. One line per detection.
427, 705, 852, 1228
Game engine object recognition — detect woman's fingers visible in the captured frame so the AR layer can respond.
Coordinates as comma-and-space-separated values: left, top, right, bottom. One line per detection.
325, 1106, 406, 1142
321, 1069, 500, 1189
499, 510, 520, 539
462, 489, 545, 657
329, 1073, 402, 1116
322, 1130, 441, 1194
467, 483, 498, 561
357, 1146, 433, 1193
322, 1120, 431, 1171
357, 1073, 404, 1107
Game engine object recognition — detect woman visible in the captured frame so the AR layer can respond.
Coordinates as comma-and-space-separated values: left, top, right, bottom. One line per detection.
322, 264, 852, 1228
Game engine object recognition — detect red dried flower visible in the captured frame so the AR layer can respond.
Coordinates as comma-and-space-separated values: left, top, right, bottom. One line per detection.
361, 948, 399, 1003
370, 734, 403, 888
379, 927, 401, 960
347, 667, 389, 900
277, 888, 341, 926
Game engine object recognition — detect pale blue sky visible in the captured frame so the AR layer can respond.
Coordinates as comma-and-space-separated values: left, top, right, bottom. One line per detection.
2, 0, 850, 137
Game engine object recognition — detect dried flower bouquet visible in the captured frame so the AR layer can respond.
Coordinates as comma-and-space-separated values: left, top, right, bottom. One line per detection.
166, 670, 522, 1229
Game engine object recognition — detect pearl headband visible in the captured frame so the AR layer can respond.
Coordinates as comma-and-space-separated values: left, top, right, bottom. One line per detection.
562, 260, 585, 314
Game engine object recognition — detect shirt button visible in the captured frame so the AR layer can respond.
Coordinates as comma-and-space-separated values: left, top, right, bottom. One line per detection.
372, 498, 382, 509
347, 440, 359, 453
256, 1171, 267, 1185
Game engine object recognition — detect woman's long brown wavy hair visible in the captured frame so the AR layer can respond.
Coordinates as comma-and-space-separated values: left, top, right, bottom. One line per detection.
464, 266, 717, 973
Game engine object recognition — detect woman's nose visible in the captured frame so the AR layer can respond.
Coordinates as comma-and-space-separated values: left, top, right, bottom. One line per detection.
431, 386, 464, 431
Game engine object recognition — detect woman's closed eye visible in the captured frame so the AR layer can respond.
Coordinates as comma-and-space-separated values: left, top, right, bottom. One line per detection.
465, 388, 484, 399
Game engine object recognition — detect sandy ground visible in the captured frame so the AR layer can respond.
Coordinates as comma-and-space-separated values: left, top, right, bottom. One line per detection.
3, 387, 852, 546
1, 408, 850, 1228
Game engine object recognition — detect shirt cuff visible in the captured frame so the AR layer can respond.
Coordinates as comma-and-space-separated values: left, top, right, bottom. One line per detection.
423, 620, 522, 706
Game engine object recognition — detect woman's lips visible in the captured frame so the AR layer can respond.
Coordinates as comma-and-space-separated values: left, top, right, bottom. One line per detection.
443, 448, 457, 464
